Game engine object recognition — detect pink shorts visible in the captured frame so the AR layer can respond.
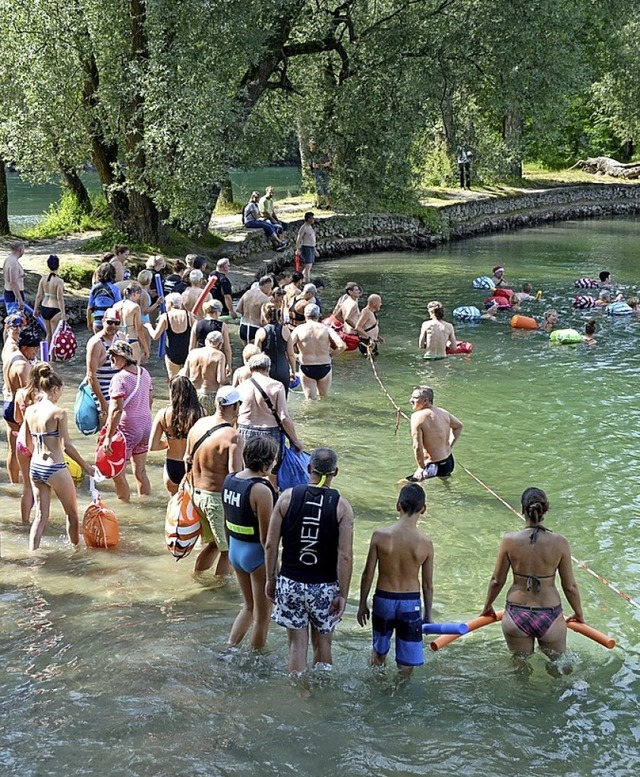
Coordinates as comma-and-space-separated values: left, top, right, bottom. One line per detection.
120, 424, 152, 459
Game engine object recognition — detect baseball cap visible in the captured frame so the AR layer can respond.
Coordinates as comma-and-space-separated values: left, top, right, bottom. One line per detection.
216, 385, 243, 406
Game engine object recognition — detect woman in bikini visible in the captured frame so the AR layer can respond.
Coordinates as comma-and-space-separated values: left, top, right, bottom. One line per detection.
114, 282, 149, 364
33, 254, 66, 346
145, 293, 194, 378
22, 364, 94, 550
481, 487, 584, 657
148, 376, 204, 495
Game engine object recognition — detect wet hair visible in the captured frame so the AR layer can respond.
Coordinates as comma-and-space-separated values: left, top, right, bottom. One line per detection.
398, 483, 426, 514
248, 353, 271, 372
312, 277, 325, 291
242, 344, 260, 364
599, 271, 611, 283
262, 302, 278, 324
291, 272, 304, 284
413, 385, 434, 405
521, 282, 532, 293
543, 308, 557, 322
521, 487, 549, 524
25, 363, 62, 406
137, 270, 153, 287
427, 300, 444, 320
627, 296, 639, 309
258, 276, 273, 289
509, 294, 519, 306
123, 282, 142, 298
115, 244, 129, 257
243, 435, 279, 472
169, 376, 204, 439
304, 303, 320, 320
206, 331, 223, 347
599, 289, 611, 301
96, 262, 116, 283
585, 319, 597, 336
310, 447, 338, 475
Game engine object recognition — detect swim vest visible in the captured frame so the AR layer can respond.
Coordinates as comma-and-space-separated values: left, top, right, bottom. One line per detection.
510, 315, 538, 330
453, 306, 481, 321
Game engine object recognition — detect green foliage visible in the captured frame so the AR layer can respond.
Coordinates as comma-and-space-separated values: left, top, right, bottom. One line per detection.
24, 191, 109, 238
81, 226, 224, 257
58, 260, 96, 290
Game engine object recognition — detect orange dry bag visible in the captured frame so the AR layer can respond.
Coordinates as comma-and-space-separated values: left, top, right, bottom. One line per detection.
83, 480, 119, 548
510, 315, 538, 330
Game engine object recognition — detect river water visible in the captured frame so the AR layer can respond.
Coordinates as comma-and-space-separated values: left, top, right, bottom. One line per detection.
1, 218, 639, 776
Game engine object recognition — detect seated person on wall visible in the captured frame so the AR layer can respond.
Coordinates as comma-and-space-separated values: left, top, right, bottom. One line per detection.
243, 192, 288, 252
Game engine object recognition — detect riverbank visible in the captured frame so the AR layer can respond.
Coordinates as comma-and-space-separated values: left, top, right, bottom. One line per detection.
2, 178, 639, 317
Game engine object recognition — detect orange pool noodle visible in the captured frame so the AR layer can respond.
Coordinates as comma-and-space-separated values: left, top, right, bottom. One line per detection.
511, 315, 538, 330
430, 610, 504, 651
566, 620, 615, 649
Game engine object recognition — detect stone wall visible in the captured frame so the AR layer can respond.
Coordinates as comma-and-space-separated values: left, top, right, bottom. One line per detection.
226, 183, 640, 278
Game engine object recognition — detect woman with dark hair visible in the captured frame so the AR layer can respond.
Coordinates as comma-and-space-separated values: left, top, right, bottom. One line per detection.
254, 302, 295, 395
481, 487, 584, 657
34, 254, 65, 345
22, 364, 93, 549
148, 375, 204, 494
222, 435, 279, 649
87, 262, 121, 332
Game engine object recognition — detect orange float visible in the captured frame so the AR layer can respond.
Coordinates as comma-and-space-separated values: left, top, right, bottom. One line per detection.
83, 493, 119, 548
566, 620, 616, 649
510, 315, 538, 330
430, 610, 504, 651
165, 473, 202, 560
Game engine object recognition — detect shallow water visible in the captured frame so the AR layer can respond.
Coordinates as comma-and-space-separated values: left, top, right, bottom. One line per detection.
1, 218, 639, 776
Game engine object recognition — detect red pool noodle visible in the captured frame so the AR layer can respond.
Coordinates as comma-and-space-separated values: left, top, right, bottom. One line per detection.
566, 620, 616, 649
430, 610, 504, 652
192, 275, 217, 317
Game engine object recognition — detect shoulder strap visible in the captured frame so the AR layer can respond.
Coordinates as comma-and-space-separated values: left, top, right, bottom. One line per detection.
190, 422, 232, 460
249, 377, 291, 444
122, 366, 142, 409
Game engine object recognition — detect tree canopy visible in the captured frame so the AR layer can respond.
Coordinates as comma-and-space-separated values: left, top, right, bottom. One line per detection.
0, 0, 637, 242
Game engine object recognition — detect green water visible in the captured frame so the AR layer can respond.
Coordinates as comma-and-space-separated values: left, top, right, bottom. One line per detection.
6, 167, 302, 229
1, 219, 639, 776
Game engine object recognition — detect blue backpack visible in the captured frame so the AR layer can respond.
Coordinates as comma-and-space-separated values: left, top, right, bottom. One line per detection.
277, 444, 311, 491
74, 378, 100, 435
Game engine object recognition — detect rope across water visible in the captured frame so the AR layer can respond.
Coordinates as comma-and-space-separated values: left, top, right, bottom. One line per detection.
365, 348, 640, 612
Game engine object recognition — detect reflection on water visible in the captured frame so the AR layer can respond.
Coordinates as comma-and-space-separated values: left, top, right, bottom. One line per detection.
1, 219, 640, 776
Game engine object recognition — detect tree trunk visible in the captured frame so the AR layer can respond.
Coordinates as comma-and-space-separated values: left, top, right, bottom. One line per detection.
0, 158, 10, 235
620, 137, 634, 162
502, 107, 523, 178
570, 156, 640, 179
60, 166, 92, 213
217, 178, 233, 205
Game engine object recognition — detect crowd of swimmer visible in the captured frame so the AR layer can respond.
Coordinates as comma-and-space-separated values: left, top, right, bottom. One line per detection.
432, 264, 638, 350
1, 242, 585, 679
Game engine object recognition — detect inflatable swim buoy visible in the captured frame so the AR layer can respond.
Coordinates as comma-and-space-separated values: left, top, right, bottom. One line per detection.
573, 295, 596, 309
492, 288, 514, 301
484, 295, 511, 309
575, 278, 600, 289
550, 329, 583, 344
606, 302, 633, 316
453, 306, 481, 321
472, 276, 494, 290
83, 494, 119, 548
322, 315, 359, 350
65, 454, 83, 484
165, 474, 202, 560
510, 315, 538, 330
446, 341, 473, 355
95, 428, 127, 479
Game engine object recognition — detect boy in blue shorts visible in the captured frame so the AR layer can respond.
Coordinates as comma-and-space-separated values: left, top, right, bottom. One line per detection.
357, 483, 434, 678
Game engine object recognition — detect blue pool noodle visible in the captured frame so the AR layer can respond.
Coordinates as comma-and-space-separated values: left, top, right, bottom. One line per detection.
154, 274, 166, 358
422, 622, 470, 635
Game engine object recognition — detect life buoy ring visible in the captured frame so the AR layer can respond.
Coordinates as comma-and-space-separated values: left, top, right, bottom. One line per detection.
453, 306, 481, 321
510, 315, 538, 330
446, 341, 473, 355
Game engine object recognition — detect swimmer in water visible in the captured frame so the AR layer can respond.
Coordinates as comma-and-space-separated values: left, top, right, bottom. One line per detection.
583, 320, 597, 345
418, 301, 458, 358
515, 283, 536, 302
541, 309, 558, 333
480, 301, 499, 321
491, 265, 508, 288
594, 290, 611, 307
599, 271, 612, 287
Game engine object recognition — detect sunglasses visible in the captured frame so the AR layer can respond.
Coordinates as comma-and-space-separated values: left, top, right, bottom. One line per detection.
104, 320, 120, 325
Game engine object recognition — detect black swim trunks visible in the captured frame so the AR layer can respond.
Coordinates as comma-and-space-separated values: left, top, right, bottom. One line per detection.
423, 453, 455, 479
300, 363, 332, 381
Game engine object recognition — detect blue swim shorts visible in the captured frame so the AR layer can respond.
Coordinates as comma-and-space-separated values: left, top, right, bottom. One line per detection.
372, 589, 424, 667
